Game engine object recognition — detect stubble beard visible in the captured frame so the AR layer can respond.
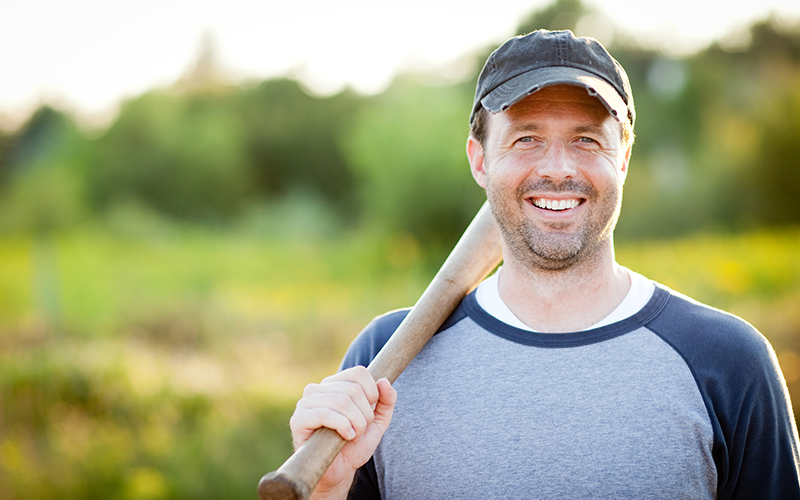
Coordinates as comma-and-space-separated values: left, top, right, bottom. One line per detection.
485, 175, 622, 272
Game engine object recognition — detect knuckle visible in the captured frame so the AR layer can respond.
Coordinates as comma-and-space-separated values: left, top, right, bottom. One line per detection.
329, 392, 354, 411
289, 412, 301, 431
351, 365, 369, 376
341, 381, 364, 399
302, 383, 321, 398
357, 416, 373, 434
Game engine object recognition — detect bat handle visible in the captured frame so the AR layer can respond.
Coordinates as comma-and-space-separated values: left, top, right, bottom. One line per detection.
258, 427, 345, 500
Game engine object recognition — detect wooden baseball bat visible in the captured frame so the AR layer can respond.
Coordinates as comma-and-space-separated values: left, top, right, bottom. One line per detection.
257, 201, 503, 500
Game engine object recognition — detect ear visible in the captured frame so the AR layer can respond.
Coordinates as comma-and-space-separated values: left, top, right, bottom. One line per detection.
618, 145, 632, 184
467, 136, 488, 188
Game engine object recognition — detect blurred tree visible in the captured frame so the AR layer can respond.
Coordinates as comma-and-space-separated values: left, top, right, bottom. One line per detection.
516, 0, 589, 33
0, 106, 93, 331
728, 19, 800, 225
746, 18, 800, 62
740, 87, 800, 224
0, 0, 796, 240
0, 127, 15, 187
342, 77, 485, 247
7, 106, 70, 167
239, 79, 361, 215
0, 106, 89, 233
684, 19, 800, 229
85, 77, 362, 226
613, 17, 800, 238
611, 46, 717, 240
86, 92, 253, 222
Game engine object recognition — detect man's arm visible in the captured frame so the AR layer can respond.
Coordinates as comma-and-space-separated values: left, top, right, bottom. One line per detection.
715, 341, 800, 499
646, 290, 800, 499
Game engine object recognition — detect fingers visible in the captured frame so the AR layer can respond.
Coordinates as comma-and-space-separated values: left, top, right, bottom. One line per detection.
290, 366, 388, 446
294, 388, 367, 441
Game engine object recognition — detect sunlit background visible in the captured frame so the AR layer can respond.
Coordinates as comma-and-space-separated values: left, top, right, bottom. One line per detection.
1, 0, 800, 498
3, 0, 800, 125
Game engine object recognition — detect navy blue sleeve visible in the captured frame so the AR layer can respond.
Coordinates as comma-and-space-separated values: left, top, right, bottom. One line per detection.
647, 289, 800, 499
339, 298, 470, 371
340, 309, 410, 371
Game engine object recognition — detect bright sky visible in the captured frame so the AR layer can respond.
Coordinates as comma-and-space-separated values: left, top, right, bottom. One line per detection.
2, 0, 799, 128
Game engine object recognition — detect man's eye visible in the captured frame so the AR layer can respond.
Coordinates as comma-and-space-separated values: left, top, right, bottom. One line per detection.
579, 137, 596, 144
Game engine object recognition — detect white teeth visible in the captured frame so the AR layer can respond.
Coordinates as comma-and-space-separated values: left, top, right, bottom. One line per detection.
533, 198, 580, 211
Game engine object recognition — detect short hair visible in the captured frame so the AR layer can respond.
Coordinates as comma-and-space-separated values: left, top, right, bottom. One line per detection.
469, 105, 635, 151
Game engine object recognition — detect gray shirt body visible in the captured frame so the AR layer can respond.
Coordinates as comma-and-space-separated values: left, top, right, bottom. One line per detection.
342, 284, 800, 499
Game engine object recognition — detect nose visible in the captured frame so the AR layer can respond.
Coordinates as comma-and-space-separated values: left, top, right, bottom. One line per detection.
536, 143, 578, 181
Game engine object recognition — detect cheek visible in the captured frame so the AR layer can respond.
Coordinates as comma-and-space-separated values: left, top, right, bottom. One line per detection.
485, 164, 527, 194
585, 153, 626, 184
487, 151, 541, 183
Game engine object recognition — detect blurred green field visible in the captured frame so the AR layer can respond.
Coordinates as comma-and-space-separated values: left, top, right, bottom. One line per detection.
1, 227, 799, 499
0, 227, 431, 500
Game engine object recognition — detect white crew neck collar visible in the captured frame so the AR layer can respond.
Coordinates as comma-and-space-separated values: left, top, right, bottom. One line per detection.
475, 266, 655, 332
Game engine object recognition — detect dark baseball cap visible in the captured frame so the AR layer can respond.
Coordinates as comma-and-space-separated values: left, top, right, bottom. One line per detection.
470, 30, 634, 128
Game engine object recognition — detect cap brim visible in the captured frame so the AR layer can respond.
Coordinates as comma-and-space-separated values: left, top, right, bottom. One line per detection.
480, 66, 629, 124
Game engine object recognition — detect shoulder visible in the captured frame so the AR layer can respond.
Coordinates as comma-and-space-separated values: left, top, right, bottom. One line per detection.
647, 284, 800, 498
646, 284, 771, 366
339, 298, 471, 371
340, 308, 410, 370
645, 284, 778, 402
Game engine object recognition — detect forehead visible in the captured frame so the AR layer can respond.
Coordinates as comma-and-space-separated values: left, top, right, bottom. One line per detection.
500, 84, 613, 123
483, 84, 621, 142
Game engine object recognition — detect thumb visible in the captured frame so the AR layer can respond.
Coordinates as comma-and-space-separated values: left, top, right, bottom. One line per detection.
372, 378, 397, 433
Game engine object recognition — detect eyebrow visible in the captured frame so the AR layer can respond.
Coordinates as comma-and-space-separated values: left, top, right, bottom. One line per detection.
572, 123, 608, 135
508, 123, 542, 133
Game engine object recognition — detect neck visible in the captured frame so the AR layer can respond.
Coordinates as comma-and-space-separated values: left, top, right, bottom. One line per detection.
497, 240, 630, 333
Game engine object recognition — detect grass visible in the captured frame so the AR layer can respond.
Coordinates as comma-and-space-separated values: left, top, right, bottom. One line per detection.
1, 226, 799, 499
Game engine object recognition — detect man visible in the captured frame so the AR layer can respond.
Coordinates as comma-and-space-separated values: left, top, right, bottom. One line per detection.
290, 30, 800, 499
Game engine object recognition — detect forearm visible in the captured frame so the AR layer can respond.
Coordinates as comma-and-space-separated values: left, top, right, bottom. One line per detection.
309, 472, 356, 500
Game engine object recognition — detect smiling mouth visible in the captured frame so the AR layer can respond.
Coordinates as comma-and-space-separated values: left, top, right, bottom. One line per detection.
531, 197, 583, 211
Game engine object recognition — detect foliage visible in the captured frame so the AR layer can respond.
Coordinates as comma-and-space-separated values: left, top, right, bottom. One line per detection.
0, 228, 430, 499
516, 0, 590, 33
85, 92, 254, 222
0, 227, 799, 499
238, 79, 362, 215
342, 77, 485, 246
0, 2, 798, 243
0, 336, 296, 500
613, 18, 800, 239
0, 107, 90, 234
81, 78, 363, 225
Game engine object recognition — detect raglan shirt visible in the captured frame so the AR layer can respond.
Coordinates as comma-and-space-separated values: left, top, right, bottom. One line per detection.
340, 282, 800, 499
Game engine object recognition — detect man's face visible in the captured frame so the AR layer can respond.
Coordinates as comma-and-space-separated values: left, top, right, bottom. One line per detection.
467, 85, 631, 271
